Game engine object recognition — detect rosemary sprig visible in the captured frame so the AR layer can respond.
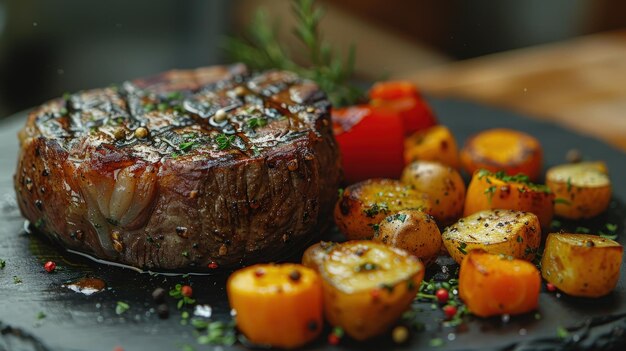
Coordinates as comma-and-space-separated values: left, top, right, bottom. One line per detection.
225, 0, 364, 107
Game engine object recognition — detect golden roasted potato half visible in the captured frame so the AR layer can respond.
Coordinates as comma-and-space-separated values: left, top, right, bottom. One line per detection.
464, 169, 554, 230
459, 251, 540, 317
303, 241, 424, 341
401, 160, 466, 225
546, 161, 612, 219
335, 179, 432, 240
541, 233, 623, 298
442, 209, 541, 264
460, 128, 543, 181
373, 210, 442, 265
404, 125, 460, 169
302, 241, 336, 272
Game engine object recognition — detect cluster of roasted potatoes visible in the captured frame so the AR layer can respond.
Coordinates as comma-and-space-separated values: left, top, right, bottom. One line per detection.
226, 124, 622, 348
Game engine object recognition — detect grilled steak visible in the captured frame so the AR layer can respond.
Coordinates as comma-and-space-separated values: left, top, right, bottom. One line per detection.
14, 64, 341, 271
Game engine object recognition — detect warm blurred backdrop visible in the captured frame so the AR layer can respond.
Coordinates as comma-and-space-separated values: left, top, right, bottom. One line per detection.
1, 0, 625, 148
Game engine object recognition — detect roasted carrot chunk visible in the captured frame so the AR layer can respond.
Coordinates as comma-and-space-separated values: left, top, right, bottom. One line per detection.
459, 251, 540, 317
227, 264, 323, 349
464, 169, 554, 230
461, 128, 543, 181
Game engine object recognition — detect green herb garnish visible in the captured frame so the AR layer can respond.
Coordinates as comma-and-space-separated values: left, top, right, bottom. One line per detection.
179, 141, 196, 152
247, 117, 267, 130
115, 301, 130, 315
457, 242, 467, 255
13, 276, 22, 284
554, 198, 571, 205
170, 284, 196, 309
225, 0, 364, 107
195, 320, 237, 346
363, 202, 389, 218
0, 259, 5, 269
600, 223, 618, 240
556, 326, 569, 339
387, 213, 407, 223
484, 185, 497, 202
429, 338, 444, 347
215, 133, 235, 150
144, 103, 155, 113
479, 169, 552, 193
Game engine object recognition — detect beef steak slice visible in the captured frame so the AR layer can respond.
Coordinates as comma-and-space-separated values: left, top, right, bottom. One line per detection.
14, 64, 341, 271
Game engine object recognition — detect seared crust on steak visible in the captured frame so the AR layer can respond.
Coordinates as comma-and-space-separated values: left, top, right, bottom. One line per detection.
14, 64, 341, 271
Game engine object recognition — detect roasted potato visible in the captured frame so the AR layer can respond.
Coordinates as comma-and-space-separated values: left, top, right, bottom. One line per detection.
303, 241, 424, 341
461, 128, 543, 181
442, 209, 541, 264
464, 169, 554, 230
546, 161, 612, 219
401, 160, 466, 225
302, 241, 337, 271
227, 264, 323, 349
404, 125, 460, 169
373, 210, 442, 265
459, 250, 540, 317
541, 233, 623, 297
335, 179, 432, 240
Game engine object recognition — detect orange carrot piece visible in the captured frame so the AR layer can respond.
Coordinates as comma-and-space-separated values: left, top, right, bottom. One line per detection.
459, 251, 540, 317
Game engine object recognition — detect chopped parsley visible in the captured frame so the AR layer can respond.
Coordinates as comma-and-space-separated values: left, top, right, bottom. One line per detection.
370, 223, 380, 237
157, 102, 169, 112
179, 141, 196, 152
0, 259, 5, 269
195, 320, 237, 346
144, 103, 156, 112
429, 338, 444, 347
247, 117, 267, 129
600, 223, 618, 240
566, 177, 572, 192
13, 276, 22, 284
457, 242, 468, 255
36, 311, 46, 320
478, 169, 551, 193
554, 198, 571, 205
215, 133, 235, 150
556, 326, 569, 339
387, 213, 407, 223
166, 91, 184, 101
34, 218, 44, 229
363, 202, 389, 218
115, 301, 130, 315
170, 284, 196, 309
484, 185, 497, 202
517, 236, 523, 243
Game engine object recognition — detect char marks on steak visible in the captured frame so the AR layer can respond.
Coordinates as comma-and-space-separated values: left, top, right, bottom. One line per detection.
14, 64, 341, 271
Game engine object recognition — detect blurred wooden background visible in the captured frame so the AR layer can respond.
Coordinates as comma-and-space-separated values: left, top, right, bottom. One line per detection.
235, 0, 626, 152
2, 0, 625, 153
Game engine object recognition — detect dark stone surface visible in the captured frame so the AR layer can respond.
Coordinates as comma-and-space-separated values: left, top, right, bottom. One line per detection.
1, 97, 625, 351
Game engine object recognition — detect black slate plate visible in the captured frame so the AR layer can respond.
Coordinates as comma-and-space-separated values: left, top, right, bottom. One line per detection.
1, 98, 626, 351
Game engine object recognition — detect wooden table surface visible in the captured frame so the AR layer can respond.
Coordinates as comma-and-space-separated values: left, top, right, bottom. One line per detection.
410, 30, 626, 153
